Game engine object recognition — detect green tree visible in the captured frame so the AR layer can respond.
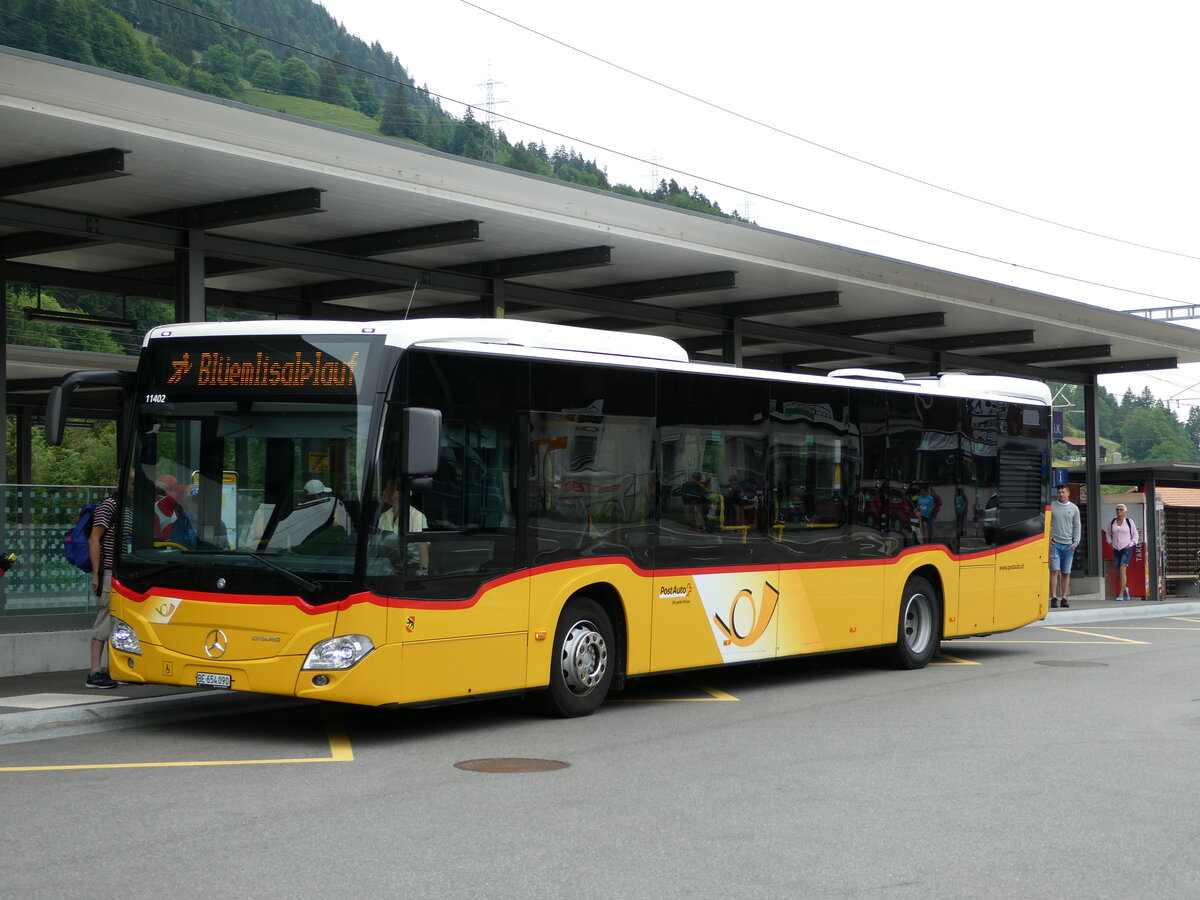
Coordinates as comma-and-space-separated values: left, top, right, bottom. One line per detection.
6, 412, 117, 486
1187, 407, 1200, 453
504, 141, 552, 175
1049, 382, 1118, 436
1145, 436, 1200, 462
1120, 406, 1196, 461
317, 59, 349, 107
378, 83, 409, 137
186, 66, 235, 100
279, 56, 318, 99
160, 27, 193, 64
454, 108, 491, 161
200, 42, 242, 94
250, 55, 282, 91
350, 75, 380, 117
7, 285, 125, 354
243, 48, 275, 78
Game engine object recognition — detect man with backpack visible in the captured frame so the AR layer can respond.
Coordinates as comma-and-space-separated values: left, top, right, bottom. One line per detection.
85, 488, 120, 688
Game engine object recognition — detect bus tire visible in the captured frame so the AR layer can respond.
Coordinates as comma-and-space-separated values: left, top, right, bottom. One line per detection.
890, 576, 939, 669
544, 597, 614, 718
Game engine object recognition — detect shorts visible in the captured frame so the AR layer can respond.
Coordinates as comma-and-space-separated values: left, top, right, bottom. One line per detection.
90, 573, 112, 641
1049, 542, 1075, 573
1112, 546, 1133, 568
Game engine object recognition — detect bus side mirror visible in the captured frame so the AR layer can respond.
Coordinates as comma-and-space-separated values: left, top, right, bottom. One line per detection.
45, 370, 131, 446
404, 407, 441, 479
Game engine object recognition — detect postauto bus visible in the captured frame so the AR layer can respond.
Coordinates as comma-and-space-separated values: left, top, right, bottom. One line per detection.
48, 318, 1051, 716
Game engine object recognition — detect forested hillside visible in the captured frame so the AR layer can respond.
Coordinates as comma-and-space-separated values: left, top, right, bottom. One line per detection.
0, 0, 739, 217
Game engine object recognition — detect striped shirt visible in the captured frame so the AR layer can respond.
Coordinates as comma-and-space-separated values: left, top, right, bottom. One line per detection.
91, 496, 118, 573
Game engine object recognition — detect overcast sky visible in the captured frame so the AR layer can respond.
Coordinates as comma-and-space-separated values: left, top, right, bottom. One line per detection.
318, 0, 1200, 410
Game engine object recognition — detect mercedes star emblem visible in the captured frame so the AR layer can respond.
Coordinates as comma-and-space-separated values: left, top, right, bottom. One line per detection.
203, 628, 228, 659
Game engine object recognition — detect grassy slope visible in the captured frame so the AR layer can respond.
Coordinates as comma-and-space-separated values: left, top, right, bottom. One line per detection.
238, 88, 384, 135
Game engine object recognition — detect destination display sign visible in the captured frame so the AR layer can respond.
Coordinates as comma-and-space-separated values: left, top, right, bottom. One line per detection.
144, 338, 376, 398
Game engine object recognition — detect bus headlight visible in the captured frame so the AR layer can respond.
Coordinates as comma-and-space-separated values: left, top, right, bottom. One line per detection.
110, 617, 141, 655
302, 634, 375, 670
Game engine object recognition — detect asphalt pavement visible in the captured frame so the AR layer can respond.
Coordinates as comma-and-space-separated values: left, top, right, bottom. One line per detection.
2, 590, 1197, 746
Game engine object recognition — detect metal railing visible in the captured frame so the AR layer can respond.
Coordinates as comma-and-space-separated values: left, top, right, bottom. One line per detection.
1, 484, 115, 616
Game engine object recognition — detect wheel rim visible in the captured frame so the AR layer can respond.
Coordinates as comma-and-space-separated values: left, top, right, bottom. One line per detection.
901, 590, 934, 654
559, 619, 608, 696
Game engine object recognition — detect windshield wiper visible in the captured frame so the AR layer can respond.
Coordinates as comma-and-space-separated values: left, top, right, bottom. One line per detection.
248, 552, 320, 593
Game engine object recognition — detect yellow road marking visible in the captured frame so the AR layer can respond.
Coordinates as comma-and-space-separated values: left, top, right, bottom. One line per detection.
969, 626, 1148, 645
931, 654, 981, 666
614, 684, 738, 703
1041, 626, 1147, 643
0, 706, 352, 773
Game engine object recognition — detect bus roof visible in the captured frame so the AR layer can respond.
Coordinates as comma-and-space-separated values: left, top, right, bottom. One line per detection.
144, 317, 1051, 406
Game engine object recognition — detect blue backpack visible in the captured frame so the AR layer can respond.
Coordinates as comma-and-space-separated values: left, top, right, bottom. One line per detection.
64, 502, 100, 572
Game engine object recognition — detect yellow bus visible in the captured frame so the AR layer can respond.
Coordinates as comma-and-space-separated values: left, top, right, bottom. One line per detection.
51, 318, 1050, 716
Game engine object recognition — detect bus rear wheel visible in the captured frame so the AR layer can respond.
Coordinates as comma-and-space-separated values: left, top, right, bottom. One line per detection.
890, 576, 939, 669
544, 597, 614, 718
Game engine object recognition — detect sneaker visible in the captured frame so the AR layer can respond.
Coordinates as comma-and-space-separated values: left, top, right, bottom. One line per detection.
85, 670, 117, 689
1050, 597, 1059, 608
1124, 589, 1131, 601
1060, 598, 1070, 609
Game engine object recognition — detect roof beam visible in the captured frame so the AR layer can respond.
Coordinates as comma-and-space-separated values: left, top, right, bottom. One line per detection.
988, 344, 1112, 364
676, 335, 771, 354
912, 329, 1035, 351
809, 311, 945, 336
585, 270, 736, 300
109, 219, 485, 283
773, 349, 861, 366
309, 219, 480, 255
204, 287, 325, 318
720, 291, 841, 318
142, 188, 324, 229
1, 189, 323, 258
1074, 356, 1179, 376
0, 148, 128, 197
0, 198, 1170, 385
4, 261, 174, 300
447, 245, 612, 278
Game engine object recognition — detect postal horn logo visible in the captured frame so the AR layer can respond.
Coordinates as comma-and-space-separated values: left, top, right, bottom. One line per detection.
713, 581, 780, 647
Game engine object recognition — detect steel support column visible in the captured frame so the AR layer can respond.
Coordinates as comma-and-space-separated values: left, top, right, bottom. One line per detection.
1145, 476, 1161, 601
481, 278, 504, 318
174, 227, 206, 323
722, 318, 743, 366
1084, 381, 1102, 579
0, 259, 7, 612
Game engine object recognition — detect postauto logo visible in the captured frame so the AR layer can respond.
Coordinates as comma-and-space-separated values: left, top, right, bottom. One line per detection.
693, 573, 780, 661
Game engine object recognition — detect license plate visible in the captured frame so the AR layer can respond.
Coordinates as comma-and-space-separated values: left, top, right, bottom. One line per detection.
196, 672, 231, 689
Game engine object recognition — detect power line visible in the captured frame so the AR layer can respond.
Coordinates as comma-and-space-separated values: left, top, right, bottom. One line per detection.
460, 0, 1200, 267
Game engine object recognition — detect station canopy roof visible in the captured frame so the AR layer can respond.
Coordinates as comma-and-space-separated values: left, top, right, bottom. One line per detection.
6, 47, 1200, 414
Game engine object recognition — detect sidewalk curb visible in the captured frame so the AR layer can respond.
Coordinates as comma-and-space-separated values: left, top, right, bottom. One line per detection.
0, 690, 309, 746
1039, 600, 1200, 626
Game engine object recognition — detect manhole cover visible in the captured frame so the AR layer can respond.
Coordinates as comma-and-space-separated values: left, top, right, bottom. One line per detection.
454, 757, 570, 773
1035, 660, 1108, 667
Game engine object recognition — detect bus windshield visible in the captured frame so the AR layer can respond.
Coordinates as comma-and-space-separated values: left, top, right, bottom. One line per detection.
119, 334, 382, 600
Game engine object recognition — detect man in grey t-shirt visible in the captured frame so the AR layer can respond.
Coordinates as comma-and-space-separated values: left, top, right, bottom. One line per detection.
1049, 483, 1081, 608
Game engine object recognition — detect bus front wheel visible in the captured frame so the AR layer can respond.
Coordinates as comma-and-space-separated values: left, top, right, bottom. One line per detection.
890, 576, 939, 669
544, 597, 614, 718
